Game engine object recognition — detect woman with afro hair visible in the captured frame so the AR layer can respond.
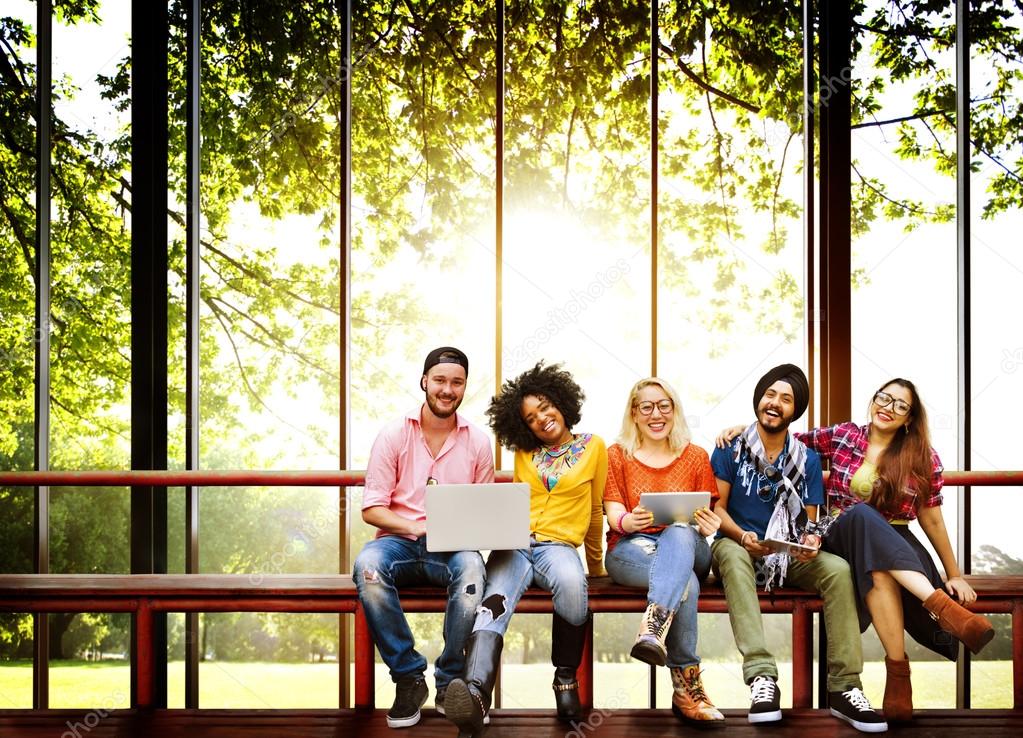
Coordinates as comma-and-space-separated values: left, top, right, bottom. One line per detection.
444, 362, 606, 736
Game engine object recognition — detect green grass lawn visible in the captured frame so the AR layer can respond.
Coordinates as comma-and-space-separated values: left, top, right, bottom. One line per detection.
0, 659, 1013, 710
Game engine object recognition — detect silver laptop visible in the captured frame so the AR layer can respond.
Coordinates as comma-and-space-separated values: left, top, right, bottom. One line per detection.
425, 483, 531, 552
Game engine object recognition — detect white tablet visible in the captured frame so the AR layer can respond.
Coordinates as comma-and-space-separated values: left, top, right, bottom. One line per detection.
638, 491, 712, 526
759, 538, 817, 556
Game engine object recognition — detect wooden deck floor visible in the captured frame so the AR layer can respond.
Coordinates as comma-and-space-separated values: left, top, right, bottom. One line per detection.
1, 709, 1021, 737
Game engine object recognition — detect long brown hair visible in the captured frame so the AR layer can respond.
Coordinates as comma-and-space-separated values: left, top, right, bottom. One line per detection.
871, 378, 934, 515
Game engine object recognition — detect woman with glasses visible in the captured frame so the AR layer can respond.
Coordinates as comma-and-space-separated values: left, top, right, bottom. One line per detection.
798, 379, 993, 721
603, 378, 725, 727
444, 362, 605, 737
717, 378, 994, 722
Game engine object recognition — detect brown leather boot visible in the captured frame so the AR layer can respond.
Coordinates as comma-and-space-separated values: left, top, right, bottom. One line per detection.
671, 665, 725, 727
882, 655, 912, 722
922, 589, 995, 654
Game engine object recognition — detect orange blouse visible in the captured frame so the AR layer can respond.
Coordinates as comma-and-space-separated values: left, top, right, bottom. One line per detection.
603, 442, 719, 551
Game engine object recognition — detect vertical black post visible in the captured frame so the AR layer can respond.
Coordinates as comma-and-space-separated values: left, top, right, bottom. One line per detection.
955, 0, 972, 709
803, 0, 828, 708
816, 0, 851, 426
493, 1, 505, 704
339, 0, 353, 710
184, 0, 202, 710
650, 0, 658, 378
803, 0, 817, 426
131, 0, 169, 709
32, 0, 53, 711
494, 0, 505, 473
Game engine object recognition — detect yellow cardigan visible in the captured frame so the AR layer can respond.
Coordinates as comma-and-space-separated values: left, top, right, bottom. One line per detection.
513, 434, 607, 576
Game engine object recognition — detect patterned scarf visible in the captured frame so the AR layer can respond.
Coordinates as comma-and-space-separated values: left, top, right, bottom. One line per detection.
533, 433, 591, 492
735, 423, 809, 590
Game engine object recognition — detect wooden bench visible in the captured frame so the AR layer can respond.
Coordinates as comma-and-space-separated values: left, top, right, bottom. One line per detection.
1, 573, 1020, 710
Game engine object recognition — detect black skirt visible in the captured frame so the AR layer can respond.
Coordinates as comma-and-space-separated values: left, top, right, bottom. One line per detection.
823, 502, 958, 660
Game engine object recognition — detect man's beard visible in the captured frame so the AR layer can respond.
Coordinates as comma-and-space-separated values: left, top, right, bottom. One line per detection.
426, 392, 461, 419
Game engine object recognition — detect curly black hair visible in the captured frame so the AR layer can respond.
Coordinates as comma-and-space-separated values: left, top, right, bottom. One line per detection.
486, 362, 585, 451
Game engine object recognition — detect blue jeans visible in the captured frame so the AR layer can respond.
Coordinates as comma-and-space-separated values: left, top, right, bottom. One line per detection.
473, 540, 588, 635
353, 535, 485, 687
605, 524, 711, 668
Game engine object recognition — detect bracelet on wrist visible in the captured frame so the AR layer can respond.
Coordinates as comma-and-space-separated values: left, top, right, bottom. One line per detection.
615, 511, 629, 534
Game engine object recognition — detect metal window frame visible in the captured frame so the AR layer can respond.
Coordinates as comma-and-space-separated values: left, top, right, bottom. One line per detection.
32, 0, 53, 712
19, 0, 982, 711
339, 0, 353, 710
955, 0, 972, 709
130, 0, 170, 709
184, 0, 202, 710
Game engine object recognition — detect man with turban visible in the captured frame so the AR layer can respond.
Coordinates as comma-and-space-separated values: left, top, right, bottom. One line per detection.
709, 364, 887, 733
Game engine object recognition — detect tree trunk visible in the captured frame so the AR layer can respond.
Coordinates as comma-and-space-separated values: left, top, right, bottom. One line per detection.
48, 612, 76, 660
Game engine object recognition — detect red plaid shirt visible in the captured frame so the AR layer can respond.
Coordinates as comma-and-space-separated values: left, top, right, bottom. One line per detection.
795, 422, 943, 522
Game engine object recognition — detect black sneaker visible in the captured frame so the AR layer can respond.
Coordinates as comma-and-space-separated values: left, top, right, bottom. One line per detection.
387, 675, 428, 729
435, 685, 446, 715
747, 675, 782, 724
829, 688, 888, 733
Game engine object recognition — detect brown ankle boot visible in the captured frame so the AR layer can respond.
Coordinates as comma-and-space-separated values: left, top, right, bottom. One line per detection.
883, 656, 912, 722
922, 589, 995, 654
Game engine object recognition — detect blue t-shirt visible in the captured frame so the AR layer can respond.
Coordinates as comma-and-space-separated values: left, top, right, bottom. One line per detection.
710, 435, 824, 539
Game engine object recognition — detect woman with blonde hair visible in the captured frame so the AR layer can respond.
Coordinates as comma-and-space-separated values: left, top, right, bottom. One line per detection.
604, 377, 724, 728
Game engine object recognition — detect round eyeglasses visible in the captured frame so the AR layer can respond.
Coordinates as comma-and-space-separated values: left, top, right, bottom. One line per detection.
873, 391, 911, 416
635, 399, 674, 416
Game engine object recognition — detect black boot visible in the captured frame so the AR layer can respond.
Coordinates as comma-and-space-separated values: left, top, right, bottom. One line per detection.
552, 611, 590, 722
444, 630, 503, 738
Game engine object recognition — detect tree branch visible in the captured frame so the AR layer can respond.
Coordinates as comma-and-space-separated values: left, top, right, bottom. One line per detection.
771, 131, 796, 249
207, 294, 340, 381
205, 298, 336, 456
851, 162, 945, 217
850, 109, 951, 130
702, 40, 734, 241
659, 42, 761, 114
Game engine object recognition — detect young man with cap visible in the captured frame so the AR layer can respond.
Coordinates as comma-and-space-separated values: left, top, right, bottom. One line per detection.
353, 347, 494, 729
710, 364, 887, 733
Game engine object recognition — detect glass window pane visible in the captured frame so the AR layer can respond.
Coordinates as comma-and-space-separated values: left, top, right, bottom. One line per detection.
1, 0, 40, 709
350, 4, 498, 559
48, 613, 130, 709
194, 613, 338, 708
49, 0, 132, 478
969, 0, 1023, 708
657, 3, 806, 445
198, 2, 342, 474
849, 1, 959, 637
39, 0, 136, 705
0, 0, 37, 485
0, 613, 32, 709
502, 2, 650, 441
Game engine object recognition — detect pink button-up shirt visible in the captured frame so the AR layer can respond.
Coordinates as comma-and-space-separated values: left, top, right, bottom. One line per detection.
362, 406, 495, 539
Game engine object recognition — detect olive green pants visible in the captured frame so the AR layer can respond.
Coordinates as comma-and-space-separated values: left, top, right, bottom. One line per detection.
711, 537, 864, 692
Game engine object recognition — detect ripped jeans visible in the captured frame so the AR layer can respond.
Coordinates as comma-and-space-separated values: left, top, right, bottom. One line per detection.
605, 524, 711, 668
353, 535, 485, 687
473, 539, 588, 635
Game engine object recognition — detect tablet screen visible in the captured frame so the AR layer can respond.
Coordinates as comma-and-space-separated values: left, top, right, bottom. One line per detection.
637, 491, 712, 526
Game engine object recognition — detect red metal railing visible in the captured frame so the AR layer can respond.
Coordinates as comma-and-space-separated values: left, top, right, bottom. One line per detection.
1, 469, 1020, 487
2, 468, 1021, 712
